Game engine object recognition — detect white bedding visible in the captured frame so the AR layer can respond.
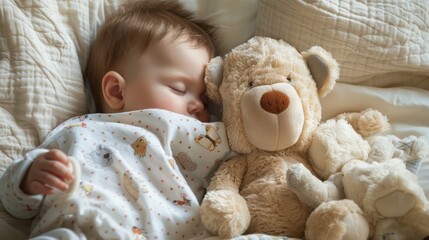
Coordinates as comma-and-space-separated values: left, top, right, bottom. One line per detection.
1, 0, 428, 239
256, 0, 429, 89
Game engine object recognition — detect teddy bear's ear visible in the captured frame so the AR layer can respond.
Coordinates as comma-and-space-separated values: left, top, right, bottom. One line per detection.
204, 56, 224, 105
301, 46, 340, 98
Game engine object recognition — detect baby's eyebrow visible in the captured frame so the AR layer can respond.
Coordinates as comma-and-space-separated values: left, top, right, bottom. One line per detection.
161, 73, 192, 83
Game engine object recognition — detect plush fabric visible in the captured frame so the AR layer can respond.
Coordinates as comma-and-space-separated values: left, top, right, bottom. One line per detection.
200, 36, 340, 238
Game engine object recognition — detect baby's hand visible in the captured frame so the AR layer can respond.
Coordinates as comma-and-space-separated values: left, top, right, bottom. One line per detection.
20, 150, 74, 195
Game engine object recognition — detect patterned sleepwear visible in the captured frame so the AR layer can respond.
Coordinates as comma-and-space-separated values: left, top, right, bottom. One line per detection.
0, 109, 230, 240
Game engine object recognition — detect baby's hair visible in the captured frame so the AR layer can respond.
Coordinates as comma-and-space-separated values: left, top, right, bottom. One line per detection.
85, 0, 217, 111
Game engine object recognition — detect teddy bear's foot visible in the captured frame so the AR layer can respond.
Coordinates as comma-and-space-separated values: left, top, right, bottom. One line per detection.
200, 190, 250, 238
374, 190, 416, 217
287, 163, 340, 208
306, 200, 369, 240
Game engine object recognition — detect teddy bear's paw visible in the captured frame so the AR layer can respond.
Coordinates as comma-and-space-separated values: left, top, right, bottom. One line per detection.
287, 164, 328, 208
306, 200, 369, 240
200, 190, 250, 238
355, 108, 390, 137
374, 190, 416, 218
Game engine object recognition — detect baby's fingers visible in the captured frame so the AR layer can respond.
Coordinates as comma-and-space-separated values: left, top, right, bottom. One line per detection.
39, 158, 74, 182
29, 181, 56, 195
44, 149, 69, 166
35, 172, 70, 194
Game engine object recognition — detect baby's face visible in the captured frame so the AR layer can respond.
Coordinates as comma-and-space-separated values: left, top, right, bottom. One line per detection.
121, 35, 210, 122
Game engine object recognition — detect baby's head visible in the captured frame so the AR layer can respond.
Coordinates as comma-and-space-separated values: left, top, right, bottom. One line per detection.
85, 0, 216, 122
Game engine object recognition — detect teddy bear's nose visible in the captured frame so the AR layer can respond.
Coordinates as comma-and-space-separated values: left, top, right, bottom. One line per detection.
260, 91, 290, 114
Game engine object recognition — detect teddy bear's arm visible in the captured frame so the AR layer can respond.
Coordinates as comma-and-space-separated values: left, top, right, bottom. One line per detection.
207, 155, 247, 192
287, 163, 345, 209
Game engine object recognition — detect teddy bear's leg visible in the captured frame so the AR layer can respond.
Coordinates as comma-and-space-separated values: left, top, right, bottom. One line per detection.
200, 155, 251, 238
305, 199, 370, 240
200, 190, 251, 238
335, 108, 390, 137
287, 163, 344, 208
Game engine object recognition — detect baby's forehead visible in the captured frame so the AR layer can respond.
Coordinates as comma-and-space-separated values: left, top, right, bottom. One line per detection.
119, 34, 210, 74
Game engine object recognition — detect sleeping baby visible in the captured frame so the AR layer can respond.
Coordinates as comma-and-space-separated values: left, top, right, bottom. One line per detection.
0, 1, 230, 239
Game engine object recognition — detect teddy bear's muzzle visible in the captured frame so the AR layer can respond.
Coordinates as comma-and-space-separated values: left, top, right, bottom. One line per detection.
240, 83, 305, 151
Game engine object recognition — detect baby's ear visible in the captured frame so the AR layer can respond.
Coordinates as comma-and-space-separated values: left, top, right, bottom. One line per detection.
102, 71, 126, 111
301, 46, 340, 98
204, 56, 224, 105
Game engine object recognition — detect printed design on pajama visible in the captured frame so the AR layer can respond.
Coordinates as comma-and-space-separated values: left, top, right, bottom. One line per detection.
1, 109, 230, 240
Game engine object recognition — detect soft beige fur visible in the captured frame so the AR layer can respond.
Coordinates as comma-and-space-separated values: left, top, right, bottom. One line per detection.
199, 36, 340, 238
287, 111, 429, 240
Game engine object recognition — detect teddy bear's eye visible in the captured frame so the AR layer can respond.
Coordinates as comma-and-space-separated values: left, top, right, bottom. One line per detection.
286, 75, 292, 81
248, 81, 254, 88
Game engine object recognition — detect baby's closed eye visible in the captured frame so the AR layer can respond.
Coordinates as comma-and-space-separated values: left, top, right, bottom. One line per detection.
169, 85, 186, 95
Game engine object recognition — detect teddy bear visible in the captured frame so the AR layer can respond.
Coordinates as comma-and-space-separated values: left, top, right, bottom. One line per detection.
286, 110, 429, 240
199, 36, 341, 238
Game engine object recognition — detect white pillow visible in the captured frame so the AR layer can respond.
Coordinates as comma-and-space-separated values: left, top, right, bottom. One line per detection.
181, 0, 258, 55
256, 0, 429, 89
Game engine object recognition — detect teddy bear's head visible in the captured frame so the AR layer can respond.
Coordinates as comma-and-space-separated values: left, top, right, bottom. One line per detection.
205, 36, 339, 153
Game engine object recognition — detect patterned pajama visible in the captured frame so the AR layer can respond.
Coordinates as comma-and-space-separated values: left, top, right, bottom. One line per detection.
0, 109, 230, 240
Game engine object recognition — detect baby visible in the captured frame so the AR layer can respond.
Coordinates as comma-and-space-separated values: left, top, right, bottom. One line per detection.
0, 1, 230, 239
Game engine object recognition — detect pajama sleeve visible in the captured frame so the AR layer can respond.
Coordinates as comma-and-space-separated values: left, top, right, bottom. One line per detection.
0, 148, 48, 219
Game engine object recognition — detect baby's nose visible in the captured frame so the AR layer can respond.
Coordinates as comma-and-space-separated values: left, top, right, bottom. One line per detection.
188, 99, 209, 121
188, 99, 204, 115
